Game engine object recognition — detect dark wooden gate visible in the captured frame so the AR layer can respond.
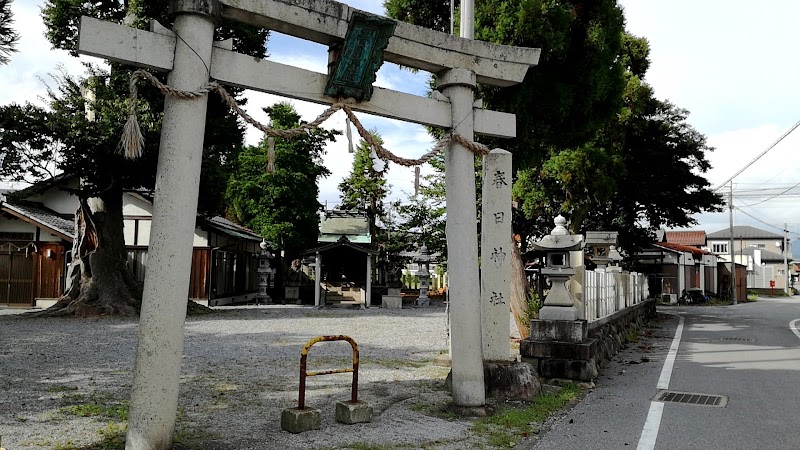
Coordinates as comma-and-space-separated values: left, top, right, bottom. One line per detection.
0, 250, 35, 306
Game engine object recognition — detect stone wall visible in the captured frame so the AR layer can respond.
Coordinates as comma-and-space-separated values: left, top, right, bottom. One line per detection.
520, 299, 657, 382
588, 299, 657, 371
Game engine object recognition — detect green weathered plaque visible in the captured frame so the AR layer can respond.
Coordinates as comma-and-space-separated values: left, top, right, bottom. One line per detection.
325, 12, 397, 102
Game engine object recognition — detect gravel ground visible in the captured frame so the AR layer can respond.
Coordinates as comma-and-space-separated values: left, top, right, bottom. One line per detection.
0, 304, 509, 449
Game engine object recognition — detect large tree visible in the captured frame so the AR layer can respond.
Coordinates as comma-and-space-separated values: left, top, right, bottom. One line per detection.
0, 1, 268, 316
514, 35, 723, 251
0, 0, 18, 64
226, 102, 337, 263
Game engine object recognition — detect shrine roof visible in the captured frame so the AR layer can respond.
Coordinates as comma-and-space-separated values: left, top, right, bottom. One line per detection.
319, 210, 371, 244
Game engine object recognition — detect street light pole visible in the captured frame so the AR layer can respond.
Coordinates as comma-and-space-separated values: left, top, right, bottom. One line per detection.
729, 182, 737, 305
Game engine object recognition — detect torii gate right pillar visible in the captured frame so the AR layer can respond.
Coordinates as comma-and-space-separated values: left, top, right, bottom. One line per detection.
437, 68, 485, 407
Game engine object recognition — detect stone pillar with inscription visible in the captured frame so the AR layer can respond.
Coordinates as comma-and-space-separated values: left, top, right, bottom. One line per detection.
481, 149, 512, 362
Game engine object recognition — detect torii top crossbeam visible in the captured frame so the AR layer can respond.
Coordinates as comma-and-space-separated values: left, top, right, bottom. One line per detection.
78, 0, 540, 138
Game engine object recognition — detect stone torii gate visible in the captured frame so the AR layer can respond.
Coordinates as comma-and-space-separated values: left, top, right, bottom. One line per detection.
77, 0, 539, 447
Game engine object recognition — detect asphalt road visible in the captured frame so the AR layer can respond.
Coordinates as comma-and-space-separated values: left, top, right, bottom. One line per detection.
521, 296, 800, 450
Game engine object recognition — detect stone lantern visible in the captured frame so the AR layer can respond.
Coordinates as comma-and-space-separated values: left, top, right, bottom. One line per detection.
414, 245, 432, 306
256, 239, 274, 305
529, 215, 584, 321
607, 245, 623, 272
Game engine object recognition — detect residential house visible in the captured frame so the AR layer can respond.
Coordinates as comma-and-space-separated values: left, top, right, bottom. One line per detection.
706, 226, 789, 290
0, 178, 261, 308
635, 241, 719, 301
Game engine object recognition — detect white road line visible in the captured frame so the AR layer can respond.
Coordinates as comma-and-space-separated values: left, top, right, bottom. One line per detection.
637, 402, 664, 450
637, 314, 685, 450
790, 319, 800, 341
657, 315, 685, 390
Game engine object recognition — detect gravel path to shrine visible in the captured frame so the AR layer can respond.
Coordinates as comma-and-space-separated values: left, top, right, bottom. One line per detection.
0, 304, 513, 449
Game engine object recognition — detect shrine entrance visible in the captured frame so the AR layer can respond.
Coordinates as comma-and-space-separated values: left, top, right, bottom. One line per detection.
77, 0, 540, 446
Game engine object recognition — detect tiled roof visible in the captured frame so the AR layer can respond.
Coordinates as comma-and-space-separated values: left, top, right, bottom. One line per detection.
319, 210, 371, 244
665, 230, 706, 246
654, 242, 713, 258
707, 225, 782, 240
203, 216, 262, 242
1, 200, 75, 239
737, 246, 785, 261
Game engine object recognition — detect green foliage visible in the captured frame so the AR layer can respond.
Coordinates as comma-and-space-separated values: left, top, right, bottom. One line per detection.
472, 383, 580, 447
226, 102, 338, 258
338, 133, 390, 237
385, 2, 721, 254
0, 0, 19, 64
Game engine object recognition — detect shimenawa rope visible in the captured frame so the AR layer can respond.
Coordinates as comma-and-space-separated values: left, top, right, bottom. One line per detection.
120, 69, 490, 169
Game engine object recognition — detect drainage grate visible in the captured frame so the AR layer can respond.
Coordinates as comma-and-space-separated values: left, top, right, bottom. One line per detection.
719, 337, 755, 342
654, 390, 728, 407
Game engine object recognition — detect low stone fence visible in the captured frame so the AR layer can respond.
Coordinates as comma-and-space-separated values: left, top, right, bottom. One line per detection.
521, 299, 656, 382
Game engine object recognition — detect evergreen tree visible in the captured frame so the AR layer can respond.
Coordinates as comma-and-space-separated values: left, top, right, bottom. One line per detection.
337, 133, 390, 238
0, 0, 18, 64
226, 102, 338, 263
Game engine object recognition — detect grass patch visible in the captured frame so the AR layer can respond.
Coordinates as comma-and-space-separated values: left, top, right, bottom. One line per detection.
472, 383, 580, 448
58, 393, 129, 422
624, 329, 639, 343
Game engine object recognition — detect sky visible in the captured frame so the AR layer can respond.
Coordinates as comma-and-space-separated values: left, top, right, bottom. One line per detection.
2, 0, 800, 248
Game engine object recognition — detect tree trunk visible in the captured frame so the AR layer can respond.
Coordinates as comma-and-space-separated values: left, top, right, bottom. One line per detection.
509, 240, 531, 339
35, 190, 210, 317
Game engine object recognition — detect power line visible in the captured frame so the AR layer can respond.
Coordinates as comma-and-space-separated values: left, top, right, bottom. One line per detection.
713, 120, 800, 192
733, 203, 788, 233
738, 181, 800, 207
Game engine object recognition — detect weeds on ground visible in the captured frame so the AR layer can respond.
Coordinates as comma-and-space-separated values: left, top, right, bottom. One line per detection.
625, 329, 639, 343
471, 383, 580, 448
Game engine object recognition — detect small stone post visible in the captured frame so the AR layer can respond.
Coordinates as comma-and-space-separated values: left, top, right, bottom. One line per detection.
481, 149, 512, 362
314, 252, 322, 307
126, 2, 216, 449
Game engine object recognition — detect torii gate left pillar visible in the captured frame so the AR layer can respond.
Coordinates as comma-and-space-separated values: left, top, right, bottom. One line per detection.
124, 3, 215, 449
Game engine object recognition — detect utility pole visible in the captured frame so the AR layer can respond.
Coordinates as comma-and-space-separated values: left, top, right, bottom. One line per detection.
729, 182, 737, 304
784, 222, 789, 295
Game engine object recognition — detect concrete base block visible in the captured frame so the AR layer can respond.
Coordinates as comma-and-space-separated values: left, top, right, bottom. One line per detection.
523, 357, 598, 382
281, 407, 321, 433
483, 361, 541, 401
538, 305, 579, 321
529, 319, 587, 343
520, 338, 598, 360
382, 295, 402, 309
335, 400, 373, 424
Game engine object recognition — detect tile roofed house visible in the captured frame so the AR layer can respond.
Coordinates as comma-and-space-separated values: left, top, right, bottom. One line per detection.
1, 178, 263, 308
665, 230, 706, 247
706, 225, 789, 290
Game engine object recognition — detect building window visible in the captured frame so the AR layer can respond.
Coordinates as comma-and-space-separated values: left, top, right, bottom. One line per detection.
749, 244, 766, 248
778, 269, 785, 276
712, 243, 728, 253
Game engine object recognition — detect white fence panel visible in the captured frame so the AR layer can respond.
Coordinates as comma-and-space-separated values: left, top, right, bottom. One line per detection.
583, 269, 650, 324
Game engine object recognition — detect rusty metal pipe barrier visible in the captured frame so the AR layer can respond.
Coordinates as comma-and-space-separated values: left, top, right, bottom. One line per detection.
298, 335, 359, 410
